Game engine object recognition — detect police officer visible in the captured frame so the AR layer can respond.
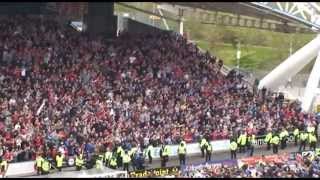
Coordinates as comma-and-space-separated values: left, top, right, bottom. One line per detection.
35, 153, 44, 175
75, 153, 84, 171
116, 144, 124, 168
146, 143, 153, 164
299, 132, 308, 152
293, 127, 300, 146
55, 152, 64, 172
161, 143, 170, 167
271, 134, 280, 154
104, 148, 112, 167
200, 136, 208, 158
0, 157, 8, 178
178, 140, 187, 166
41, 157, 51, 175
109, 154, 118, 169
247, 133, 255, 156
230, 139, 238, 159
96, 154, 103, 170
237, 131, 247, 153
123, 150, 131, 171
279, 128, 289, 149
129, 145, 137, 160
264, 130, 273, 151
309, 133, 317, 151
205, 142, 212, 162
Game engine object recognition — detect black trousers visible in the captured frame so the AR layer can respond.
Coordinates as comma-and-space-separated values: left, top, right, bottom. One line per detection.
161, 156, 168, 167
42, 170, 49, 175
294, 136, 298, 146
123, 163, 129, 171
105, 159, 109, 167
205, 152, 211, 162
280, 139, 287, 149
148, 151, 152, 164
179, 154, 186, 166
201, 147, 205, 158
310, 142, 316, 151
231, 150, 237, 159
57, 166, 62, 172
267, 142, 271, 150
110, 165, 117, 169
273, 144, 278, 154
117, 156, 122, 168
239, 145, 246, 153
299, 141, 306, 152
248, 146, 254, 156
37, 167, 42, 175
76, 165, 82, 171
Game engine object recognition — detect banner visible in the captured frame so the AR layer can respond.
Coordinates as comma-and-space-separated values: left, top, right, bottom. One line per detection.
128, 166, 180, 178
237, 153, 289, 167
180, 159, 238, 176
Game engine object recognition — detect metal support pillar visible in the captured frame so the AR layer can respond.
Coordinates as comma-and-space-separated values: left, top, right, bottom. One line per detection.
258, 34, 320, 90
301, 51, 320, 112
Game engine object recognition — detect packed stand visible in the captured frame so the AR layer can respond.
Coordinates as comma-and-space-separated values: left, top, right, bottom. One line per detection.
0, 15, 318, 166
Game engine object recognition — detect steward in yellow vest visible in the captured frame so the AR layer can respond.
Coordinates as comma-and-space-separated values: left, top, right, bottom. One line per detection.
270, 135, 280, 154
109, 155, 117, 169
309, 133, 317, 151
299, 132, 308, 152
200, 137, 208, 158
230, 139, 238, 159
0, 157, 8, 177
178, 140, 187, 166
293, 128, 300, 146
104, 149, 112, 167
122, 151, 131, 171
55, 152, 64, 171
75, 153, 84, 171
96, 155, 103, 170
41, 158, 51, 175
264, 131, 273, 151
35, 154, 44, 175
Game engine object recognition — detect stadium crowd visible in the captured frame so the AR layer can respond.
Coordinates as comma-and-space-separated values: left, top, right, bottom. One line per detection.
179, 155, 320, 178
0, 15, 319, 166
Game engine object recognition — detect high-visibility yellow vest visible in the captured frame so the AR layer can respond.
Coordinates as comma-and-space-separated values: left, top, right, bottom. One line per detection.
123, 154, 131, 163
129, 147, 137, 157
239, 135, 247, 146
264, 132, 272, 143
230, 141, 238, 151
0, 161, 8, 170
271, 136, 280, 145
178, 144, 186, 155
293, 129, 299, 137
56, 155, 64, 168
200, 138, 207, 148
96, 159, 103, 169
163, 146, 170, 156
279, 130, 288, 140
36, 156, 44, 168
110, 157, 117, 167
309, 134, 317, 143
104, 151, 112, 162
316, 148, 320, 156
42, 160, 50, 172
147, 145, 153, 156
300, 133, 308, 141
75, 155, 84, 166
307, 126, 315, 134
207, 144, 212, 152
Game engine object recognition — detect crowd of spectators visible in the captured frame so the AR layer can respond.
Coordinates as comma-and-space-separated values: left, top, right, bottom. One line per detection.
0, 15, 319, 163
179, 156, 320, 178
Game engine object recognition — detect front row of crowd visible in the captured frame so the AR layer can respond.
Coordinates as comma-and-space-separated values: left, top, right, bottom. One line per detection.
0, 124, 318, 176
